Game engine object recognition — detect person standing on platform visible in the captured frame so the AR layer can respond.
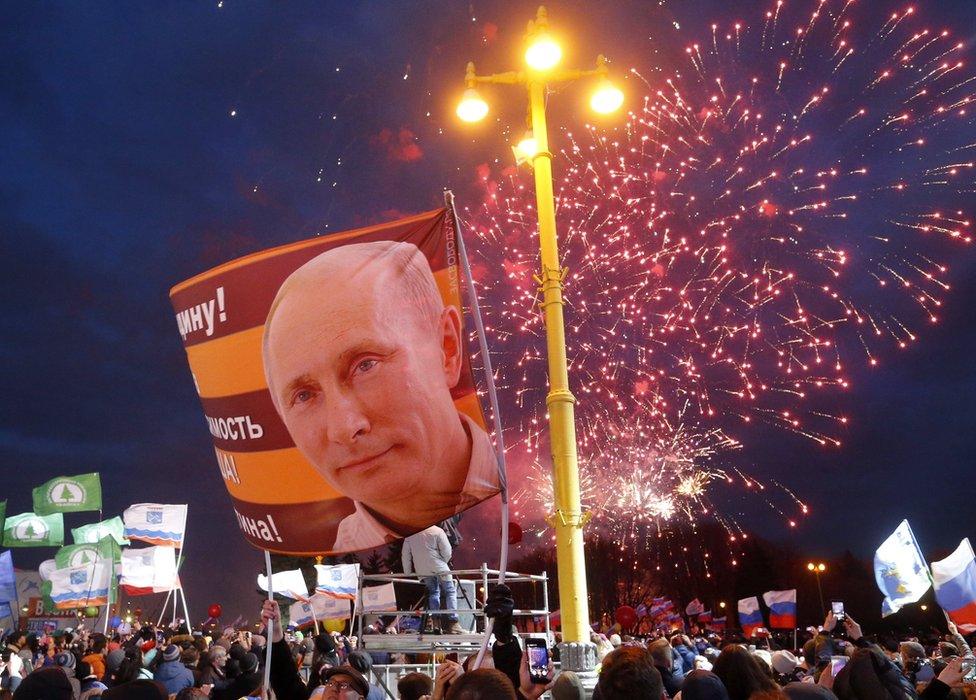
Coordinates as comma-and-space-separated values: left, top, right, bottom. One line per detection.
402, 524, 464, 634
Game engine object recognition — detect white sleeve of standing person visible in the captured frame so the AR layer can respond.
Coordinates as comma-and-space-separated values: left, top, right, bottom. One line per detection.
436, 527, 452, 566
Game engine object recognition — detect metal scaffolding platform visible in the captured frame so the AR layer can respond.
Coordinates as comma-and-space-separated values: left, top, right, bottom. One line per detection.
355, 564, 553, 655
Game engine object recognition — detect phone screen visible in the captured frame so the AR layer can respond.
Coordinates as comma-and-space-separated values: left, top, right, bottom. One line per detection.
831, 656, 848, 676
831, 601, 845, 619
527, 642, 549, 682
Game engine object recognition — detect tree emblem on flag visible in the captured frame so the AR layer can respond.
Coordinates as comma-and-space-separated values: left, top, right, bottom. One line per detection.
69, 570, 87, 585
14, 518, 47, 541
69, 547, 98, 567
48, 479, 85, 504
147, 510, 163, 524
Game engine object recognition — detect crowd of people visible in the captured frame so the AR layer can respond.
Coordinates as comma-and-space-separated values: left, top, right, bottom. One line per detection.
1, 588, 973, 700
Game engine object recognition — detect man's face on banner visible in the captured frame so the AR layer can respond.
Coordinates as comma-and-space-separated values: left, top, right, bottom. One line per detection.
263, 243, 469, 519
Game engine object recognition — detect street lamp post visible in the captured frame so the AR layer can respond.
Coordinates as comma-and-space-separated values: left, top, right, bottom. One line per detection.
807, 561, 827, 616
456, 6, 623, 668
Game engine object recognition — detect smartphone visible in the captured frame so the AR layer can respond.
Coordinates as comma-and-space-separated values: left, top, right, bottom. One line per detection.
831, 601, 845, 621
526, 638, 550, 684
830, 656, 848, 676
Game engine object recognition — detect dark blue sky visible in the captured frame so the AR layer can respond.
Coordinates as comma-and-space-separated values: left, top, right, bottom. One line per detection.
2, 0, 974, 621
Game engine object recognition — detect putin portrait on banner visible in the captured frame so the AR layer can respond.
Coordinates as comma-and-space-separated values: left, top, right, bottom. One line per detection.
263, 240, 497, 552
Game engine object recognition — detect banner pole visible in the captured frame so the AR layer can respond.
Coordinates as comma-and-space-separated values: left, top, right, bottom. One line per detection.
158, 589, 173, 627
310, 600, 321, 635
263, 550, 274, 700
445, 191, 511, 669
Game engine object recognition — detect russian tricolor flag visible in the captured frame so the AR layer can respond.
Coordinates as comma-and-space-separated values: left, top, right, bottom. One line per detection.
738, 596, 764, 637
763, 589, 797, 629
932, 538, 976, 633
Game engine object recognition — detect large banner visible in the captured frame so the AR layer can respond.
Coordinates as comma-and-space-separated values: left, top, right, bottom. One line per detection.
170, 209, 499, 554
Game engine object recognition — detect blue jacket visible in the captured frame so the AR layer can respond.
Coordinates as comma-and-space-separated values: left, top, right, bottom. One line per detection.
154, 660, 194, 695
673, 643, 697, 674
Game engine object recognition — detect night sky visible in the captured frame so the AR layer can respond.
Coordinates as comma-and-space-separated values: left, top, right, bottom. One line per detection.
2, 0, 975, 623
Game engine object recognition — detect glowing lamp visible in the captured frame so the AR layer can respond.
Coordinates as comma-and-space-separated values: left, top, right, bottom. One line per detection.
590, 79, 624, 114
457, 88, 489, 122
515, 130, 539, 162
525, 34, 562, 71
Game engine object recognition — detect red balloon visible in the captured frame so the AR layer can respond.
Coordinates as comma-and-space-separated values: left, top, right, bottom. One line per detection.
507, 522, 523, 545
615, 605, 638, 629
208, 604, 222, 619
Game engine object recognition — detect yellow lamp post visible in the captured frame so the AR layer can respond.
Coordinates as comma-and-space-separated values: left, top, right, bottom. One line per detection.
456, 6, 623, 662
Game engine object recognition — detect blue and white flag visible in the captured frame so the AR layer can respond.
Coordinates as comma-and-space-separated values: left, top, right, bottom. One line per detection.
874, 520, 931, 617
49, 560, 112, 609
123, 504, 187, 547
289, 593, 350, 627
314, 563, 359, 600
361, 582, 397, 613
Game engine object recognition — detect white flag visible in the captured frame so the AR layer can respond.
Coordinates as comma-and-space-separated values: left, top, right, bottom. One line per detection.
874, 520, 931, 617
38, 559, 57, 582
50, 561, 112, 609
120, 547, 178, 593
314, 563, 359, 600
123, 504, 187, 547
290, 593, 350, 626
361, 583, 397, 613
257, 569, 309, 601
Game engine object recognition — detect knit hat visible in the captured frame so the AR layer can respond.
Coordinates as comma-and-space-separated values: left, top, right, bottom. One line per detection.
772, 650, 800, 675
162, 644, 181, 662
320, 666, 369, 697
10, 667, 73, 700
550, 670, 586, 700
753, 649, 772, 670
105, 648, 126, 673
54, 651, 76, 670
240, 652, 259, 674
609, 633, 622, 647
681, 670, 731, 700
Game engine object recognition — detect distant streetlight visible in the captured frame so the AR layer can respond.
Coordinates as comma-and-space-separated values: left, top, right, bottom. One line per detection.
920, 604, 928, 611
718, 601, 727, 609
807, 561, 827, 614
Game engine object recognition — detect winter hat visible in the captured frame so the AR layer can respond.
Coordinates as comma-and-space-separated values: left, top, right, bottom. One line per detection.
54, 651, 76, 670
694, 655, 714, 672
105, 648, 126, 673
102, 679, 169, 700
681, 670, 731, 700
162, 644, 181, 662
320, 666, 369, 697
772, 650, 800, 675
550, 670, 586, 700
752, 648, 772, 670
12, 667, 73, 700
609, 634, 622, 647
251, 634, 265, 649
142, 648, 157, 666
240, 652, 259, 674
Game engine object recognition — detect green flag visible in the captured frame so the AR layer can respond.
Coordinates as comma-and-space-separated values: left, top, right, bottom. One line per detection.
40, 580, 55, 613
32, 473, 102, 515
2, 512, 64, 547
55, 536, 121, 568
71, 516, 129, 546
0, 501, 5, 533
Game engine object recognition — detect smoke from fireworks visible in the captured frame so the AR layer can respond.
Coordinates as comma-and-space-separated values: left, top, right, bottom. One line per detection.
463, 0, 974, 555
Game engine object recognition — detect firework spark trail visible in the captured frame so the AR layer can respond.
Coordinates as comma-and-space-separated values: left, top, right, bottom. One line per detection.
465, 0, 974, 561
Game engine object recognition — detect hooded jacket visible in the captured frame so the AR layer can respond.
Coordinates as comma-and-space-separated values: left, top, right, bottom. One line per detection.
152, 659, 194, 695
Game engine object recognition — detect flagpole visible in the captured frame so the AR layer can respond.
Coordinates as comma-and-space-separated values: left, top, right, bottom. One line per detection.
309, 600, 321, 635
262, 550, 274, 700
158, 589, 173, 626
